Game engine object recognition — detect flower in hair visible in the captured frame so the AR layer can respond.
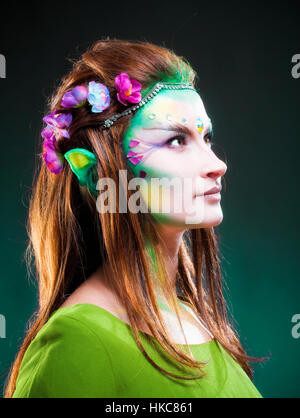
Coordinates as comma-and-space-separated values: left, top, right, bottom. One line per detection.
61, 85, 88, 108
42, 135, 64, 174
41, 125, 56, 141
114, 72, 142, 106
87, 81, 110, 113
41, 110, 72, 174
42, 110, 72, 139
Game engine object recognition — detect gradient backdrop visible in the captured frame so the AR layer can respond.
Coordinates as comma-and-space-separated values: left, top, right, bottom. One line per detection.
0, 0, 299, 398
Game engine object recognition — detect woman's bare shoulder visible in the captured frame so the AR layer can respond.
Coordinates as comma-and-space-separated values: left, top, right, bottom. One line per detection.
60, 268, 107, 306
58, 269, 214, 344
58, 270, 131, 323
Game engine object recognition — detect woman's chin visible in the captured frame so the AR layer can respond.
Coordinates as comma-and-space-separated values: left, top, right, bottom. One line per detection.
151, 211, 224, 229
184, 212, 224, 229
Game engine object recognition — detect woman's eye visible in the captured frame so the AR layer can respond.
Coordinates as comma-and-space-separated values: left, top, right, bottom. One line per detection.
166, 135, 186, 148
204, 132, 214, 148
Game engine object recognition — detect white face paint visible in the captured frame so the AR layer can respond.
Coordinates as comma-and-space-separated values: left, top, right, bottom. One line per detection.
122, 88, 227, 228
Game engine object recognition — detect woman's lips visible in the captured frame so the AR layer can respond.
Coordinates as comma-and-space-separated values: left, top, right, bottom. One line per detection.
194, 191, 221, 201
204, 191, 221, 201
193, 185, 222, 200
204, 185, 222, 195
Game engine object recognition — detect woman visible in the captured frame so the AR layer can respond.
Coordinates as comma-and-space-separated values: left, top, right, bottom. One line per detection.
5, 39, 265, 398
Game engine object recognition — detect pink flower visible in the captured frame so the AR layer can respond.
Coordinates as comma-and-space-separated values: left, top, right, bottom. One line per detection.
114, 72, 142, 106
41, 125, 55, 141
42, 136, 64, 174
41, 110, 71, 174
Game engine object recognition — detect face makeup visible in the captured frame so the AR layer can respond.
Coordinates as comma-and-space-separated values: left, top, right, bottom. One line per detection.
122, 88, 227, 227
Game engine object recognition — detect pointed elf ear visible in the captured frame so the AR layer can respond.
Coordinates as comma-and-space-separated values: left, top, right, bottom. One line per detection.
64, 148, 98, 196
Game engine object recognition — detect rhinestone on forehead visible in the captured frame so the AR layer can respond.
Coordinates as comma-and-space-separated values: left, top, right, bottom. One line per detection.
196, 117, 204, 133
102, 82, 196, 129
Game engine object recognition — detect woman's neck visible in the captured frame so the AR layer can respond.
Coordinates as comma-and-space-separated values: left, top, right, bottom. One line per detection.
98, 224, 186, 315
150, 223, 185, 312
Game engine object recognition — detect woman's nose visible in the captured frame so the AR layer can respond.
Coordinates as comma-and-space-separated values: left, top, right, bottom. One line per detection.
206, 157, 227, 180
198, 145, 227, 180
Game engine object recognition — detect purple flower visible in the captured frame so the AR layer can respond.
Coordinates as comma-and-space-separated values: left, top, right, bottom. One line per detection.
41, 110, 72, 174
41, 125, 55, 141
61, 85, 88, 108
42, 110, 72, 139
114, 72, 142, 106
87, 81, 110, 113
42, 136, 64, 174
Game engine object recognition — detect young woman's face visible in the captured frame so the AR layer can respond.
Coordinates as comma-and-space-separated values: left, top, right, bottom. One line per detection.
122, 88, 227, 228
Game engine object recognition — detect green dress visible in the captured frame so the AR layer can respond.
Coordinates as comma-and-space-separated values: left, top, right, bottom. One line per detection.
12, 303, 263, 398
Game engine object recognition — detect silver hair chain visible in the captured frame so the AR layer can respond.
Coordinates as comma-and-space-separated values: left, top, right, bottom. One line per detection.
102, 81, 196, 129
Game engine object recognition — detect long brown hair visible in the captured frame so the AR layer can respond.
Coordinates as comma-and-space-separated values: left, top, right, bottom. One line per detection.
4, 38, 266, 397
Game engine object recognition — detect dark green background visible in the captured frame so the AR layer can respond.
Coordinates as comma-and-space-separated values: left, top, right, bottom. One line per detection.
1, 0, 299, 398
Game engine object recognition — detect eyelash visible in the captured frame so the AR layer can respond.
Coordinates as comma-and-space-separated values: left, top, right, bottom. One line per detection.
165, 135, 186, 148
204, 132, 214, 147
165, 133, 214, 148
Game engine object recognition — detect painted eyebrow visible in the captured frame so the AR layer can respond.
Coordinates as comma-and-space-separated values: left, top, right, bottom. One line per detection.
143, 121, 213, 136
